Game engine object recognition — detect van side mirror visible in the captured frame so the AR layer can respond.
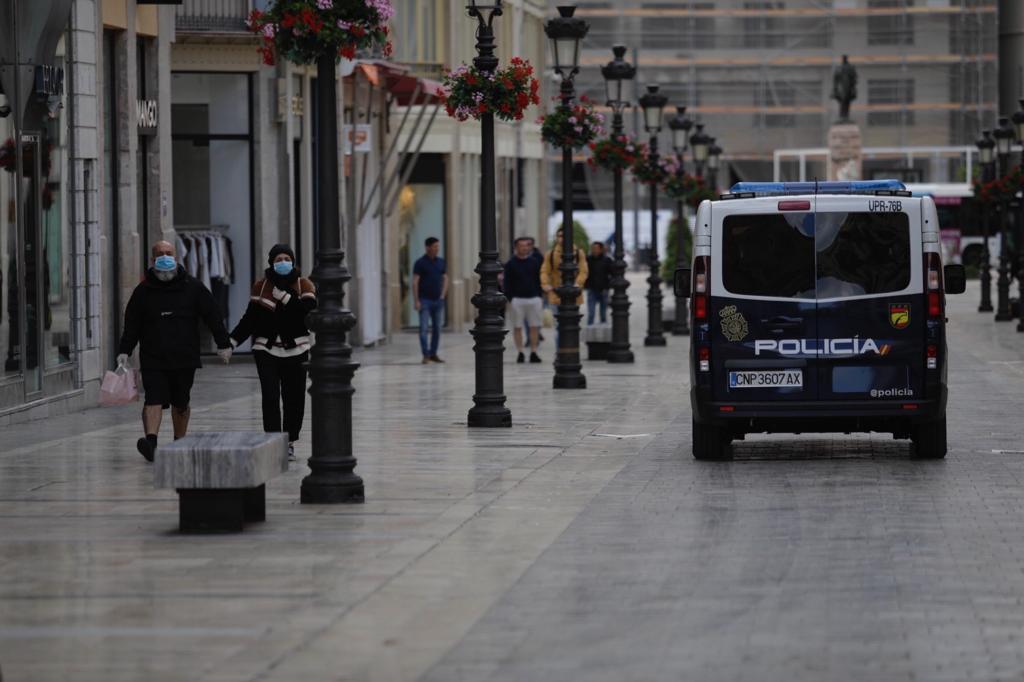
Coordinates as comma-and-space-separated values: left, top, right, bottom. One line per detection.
944, 264, 966, 295
673, 268, 692, 298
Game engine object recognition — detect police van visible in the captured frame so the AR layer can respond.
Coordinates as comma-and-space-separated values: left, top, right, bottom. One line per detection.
673, 181, 967, 461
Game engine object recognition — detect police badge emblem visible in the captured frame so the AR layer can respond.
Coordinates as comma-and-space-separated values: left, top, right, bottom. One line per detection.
889, 303, 910, 330
719, 305, 749, 342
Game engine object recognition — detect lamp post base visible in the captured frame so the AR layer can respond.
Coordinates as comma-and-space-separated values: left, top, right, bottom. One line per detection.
607, 349, 635, 363
553, 372, 587, 389
644, 336, 668, 347
468, 405, 512, 428
301, 474, 365, 505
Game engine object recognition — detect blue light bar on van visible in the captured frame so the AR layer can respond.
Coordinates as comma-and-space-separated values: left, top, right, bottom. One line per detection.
729, 180, 907, 195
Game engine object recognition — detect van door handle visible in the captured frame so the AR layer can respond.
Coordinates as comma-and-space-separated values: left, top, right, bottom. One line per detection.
762, 317, 803, 334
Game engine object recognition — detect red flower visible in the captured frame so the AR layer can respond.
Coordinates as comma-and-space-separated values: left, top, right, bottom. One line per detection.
281, 12, 296, 29
351, 24, 366, 38
339, 44, 356, 59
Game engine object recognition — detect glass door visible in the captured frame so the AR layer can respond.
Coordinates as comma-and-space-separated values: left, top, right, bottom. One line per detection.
19, 134, 43, 395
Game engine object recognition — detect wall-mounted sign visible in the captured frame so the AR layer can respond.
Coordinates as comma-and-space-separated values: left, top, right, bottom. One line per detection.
343, 124, 372, 154
34, 65, 64, 97
137, 99, 158, 135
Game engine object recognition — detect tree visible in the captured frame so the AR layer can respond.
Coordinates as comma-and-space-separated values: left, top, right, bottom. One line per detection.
661, 215, 693, 282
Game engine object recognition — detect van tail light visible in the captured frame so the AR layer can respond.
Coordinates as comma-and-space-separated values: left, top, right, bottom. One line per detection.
928, 292, 941, 318
924, 252, 943, 319
693, 256, 709, 321
927, 344, 938, 369
698, 346, 710, 372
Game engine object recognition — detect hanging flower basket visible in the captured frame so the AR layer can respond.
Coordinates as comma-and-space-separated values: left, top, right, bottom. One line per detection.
974, 165, 1024, 205
587, 134, 638, 173
659, 156, 716, 206
540, 95, 604, 150
0, 138, 52, 176
246, 0, 394, 66
441, 58, 540, 123
629, 143, 666, 185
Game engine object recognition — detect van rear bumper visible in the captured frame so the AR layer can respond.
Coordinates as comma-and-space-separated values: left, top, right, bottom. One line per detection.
690, 385, 947, 433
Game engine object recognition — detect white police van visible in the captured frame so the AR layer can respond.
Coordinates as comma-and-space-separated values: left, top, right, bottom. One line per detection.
673, 181, 967, 461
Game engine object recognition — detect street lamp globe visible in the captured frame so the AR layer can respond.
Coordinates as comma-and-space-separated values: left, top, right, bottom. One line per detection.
995, 117, 1014, 157
707, 141, 722, 172
690, 123, 711, 165
978, 130, 995, 165
545, 6, 588, 79
601, 45, 635, 112
1013, 99, 1024, 143
638, 84, 668, 134
667, 105, 692, 154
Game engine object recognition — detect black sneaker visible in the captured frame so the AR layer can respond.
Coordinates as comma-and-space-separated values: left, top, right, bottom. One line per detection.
516, 352, 525, 363
137, 437, 155, 463
530, 352, 542, 363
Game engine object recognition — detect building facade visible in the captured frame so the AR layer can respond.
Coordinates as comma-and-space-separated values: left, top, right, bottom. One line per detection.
570, 0, 998, 206
0, 0, 549, 422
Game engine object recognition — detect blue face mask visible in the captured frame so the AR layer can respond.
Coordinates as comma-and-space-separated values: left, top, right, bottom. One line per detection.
154, 255, 176, 272
273, 260, 294, 276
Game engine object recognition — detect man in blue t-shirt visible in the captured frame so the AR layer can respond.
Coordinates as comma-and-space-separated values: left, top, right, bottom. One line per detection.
413, 237, 448, 364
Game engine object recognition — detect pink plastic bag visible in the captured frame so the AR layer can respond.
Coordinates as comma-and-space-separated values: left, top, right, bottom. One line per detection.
99, 361, 139, 407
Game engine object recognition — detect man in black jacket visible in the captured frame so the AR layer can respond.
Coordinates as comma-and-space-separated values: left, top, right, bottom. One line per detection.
585, 241, 613, 325
118, 241, 233, 462
503, 237, 544, 363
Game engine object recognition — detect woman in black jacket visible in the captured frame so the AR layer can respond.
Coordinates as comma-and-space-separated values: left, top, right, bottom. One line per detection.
231, 244, 316, 460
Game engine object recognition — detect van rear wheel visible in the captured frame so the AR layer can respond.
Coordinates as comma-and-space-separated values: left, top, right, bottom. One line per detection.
692, 419, 732, 461
911, 417, 947, 459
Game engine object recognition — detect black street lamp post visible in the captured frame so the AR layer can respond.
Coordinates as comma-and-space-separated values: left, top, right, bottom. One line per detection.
976, 130, 995, 313
466, 0, 512, 427
667, 105, 692, 336
690, 123, 711, 181
639, 84, 668, 347
601, 45, 636, 363
546, 5, 588, 389
1014, 99, 1024, 332
301, 55, 364, 504
994, 117, 1015, 321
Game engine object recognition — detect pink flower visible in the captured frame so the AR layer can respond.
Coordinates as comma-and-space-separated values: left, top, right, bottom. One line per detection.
316, 0, 332, 8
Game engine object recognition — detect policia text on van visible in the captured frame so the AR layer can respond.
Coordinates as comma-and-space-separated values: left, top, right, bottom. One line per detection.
674, 181, 967, 461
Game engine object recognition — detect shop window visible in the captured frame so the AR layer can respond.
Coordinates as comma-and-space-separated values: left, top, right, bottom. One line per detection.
171, 73, 253, 349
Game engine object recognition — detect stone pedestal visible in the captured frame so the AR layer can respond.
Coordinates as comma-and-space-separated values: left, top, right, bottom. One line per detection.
828, 124, 863, 181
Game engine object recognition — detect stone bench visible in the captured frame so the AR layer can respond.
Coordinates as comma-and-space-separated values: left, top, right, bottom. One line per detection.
154, 432, 289, 534
583, 324, 612, 360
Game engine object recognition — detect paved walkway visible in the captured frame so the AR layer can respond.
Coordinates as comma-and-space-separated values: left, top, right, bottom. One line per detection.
1, 282, 1023, 681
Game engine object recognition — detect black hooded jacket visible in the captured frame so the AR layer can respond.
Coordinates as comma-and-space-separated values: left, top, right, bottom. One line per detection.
118, 266, 231, 370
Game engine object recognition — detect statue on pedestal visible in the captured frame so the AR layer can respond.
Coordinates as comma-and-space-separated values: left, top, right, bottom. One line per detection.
832, 55, 857, 123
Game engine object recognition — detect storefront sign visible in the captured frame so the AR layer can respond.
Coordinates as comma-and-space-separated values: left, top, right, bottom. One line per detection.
137, 99, 158, 135
344, 124, 372, 154
34, 65, 64, 97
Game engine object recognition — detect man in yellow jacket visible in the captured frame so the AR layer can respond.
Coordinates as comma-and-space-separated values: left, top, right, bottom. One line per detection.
540, 228, 589, 306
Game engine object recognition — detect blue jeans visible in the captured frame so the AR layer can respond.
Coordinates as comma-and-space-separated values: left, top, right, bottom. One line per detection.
587, 290, 609, 325
418, 298, 444, 357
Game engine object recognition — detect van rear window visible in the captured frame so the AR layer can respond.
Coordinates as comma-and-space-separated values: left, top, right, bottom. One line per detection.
815, 213, 911, 297
722, 213, 815, 299
721, 211, 912, 299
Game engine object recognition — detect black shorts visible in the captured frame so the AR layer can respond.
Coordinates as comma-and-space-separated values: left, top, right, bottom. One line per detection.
140, 368, 196, 410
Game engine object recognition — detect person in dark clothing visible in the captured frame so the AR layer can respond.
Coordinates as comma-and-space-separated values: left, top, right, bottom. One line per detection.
585, 241, 613, 325
230, 244, 317, 462
503, 237, 544, 363
413, 236, 448, 364
118, 240, 232, 462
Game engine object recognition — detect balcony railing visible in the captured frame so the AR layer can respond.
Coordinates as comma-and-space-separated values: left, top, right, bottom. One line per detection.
176, 0, 255, 34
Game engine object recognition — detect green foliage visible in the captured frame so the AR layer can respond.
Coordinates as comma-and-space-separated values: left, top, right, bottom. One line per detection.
552, 221, 590, 252
661, 215, 693, 282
